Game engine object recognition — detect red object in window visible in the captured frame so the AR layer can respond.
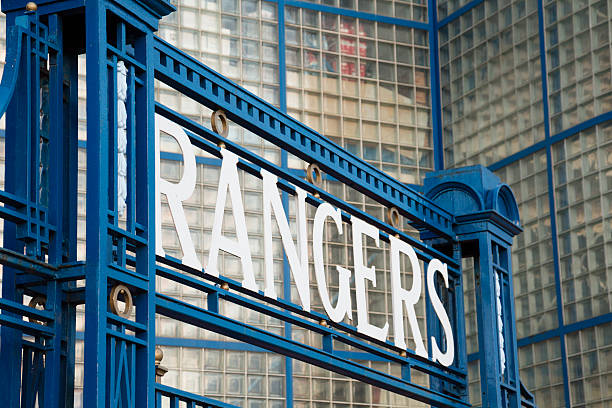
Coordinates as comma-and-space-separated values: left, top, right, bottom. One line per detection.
340, 36, 356, 55
358, 40, 367, 57
341, 61, 356, 76
339, 21, 355, 34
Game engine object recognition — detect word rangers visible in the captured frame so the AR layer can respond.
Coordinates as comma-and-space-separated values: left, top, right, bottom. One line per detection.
155, 115, 455, 367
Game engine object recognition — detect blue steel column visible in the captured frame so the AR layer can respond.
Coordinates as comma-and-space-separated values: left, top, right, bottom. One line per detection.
1, 11, 27, 405
82, 1, 173, 407
423, 165, 534, 407
83, 0, 110, 405
473, 232, 504, 406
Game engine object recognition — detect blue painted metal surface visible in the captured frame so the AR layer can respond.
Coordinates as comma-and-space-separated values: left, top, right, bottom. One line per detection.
423, 166, 535, 408
0, 1, 536, 407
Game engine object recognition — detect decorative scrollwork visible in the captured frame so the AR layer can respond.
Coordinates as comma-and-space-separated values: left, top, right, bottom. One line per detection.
117, 61, 128, 216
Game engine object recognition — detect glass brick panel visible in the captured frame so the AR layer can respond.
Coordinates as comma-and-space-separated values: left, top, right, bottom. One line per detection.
285, 8, 432, 184
552, 122, 612, 324
545, 0, 612, 134
439, 0, 545, 167
565, 324, 612, 407
519, 337, 566, 408
496, 150, 558, 338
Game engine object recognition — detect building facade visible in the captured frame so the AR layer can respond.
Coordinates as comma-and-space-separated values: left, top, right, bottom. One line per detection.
0, 0, 610, 407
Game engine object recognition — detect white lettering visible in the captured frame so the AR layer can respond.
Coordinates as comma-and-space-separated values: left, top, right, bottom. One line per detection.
155, 114, 201, 270
390, 235, 426, 358
261, 170, 310, 311
207, 149, 257, 291
352, 217, 389, 342
154, 118, 456, 365
313, 203, 352, 323
427, 259, 455, 367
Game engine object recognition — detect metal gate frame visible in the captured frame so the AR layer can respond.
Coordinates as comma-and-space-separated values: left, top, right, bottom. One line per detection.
0, 1, 536, 407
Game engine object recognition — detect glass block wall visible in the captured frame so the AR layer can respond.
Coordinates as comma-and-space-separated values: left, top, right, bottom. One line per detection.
552, 123, 612, 325
439, 0, 545, 167
439, 0, 612, 406
544, 0, 612, 135
284, 7, 434, 184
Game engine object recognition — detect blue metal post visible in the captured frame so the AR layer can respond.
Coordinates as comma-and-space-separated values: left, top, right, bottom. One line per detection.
81, 1, 173, 407
423, 165, 535, 407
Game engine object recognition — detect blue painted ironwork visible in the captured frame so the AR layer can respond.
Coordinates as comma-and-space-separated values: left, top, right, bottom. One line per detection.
423, 166, 536, 408
0, 1, 535, 407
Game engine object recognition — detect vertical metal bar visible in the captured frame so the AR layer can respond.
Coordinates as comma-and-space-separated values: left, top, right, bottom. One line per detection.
428, 0, 444, 170
475, 233, 503, 407
501, 246, 519, 407
135, 29, 158, 408
1, 12, 26, 405
61, 44, 79, 408
453, 242, 468, 390
44, 16, 66, 406
83, 1, 110, 407
22, 346, 34, 407
110, 335, 117, 407
131, 342, 136, 408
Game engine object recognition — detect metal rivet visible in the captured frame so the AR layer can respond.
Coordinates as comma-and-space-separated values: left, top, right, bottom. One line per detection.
109, 284, 133, 318
211, 110, 229, 138
221, 282, 229, 291
25, 2, 37, 11
387, 206, 401, 229
28, 296, 47, 325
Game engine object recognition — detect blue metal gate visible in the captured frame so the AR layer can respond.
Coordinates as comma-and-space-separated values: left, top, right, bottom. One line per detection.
0, 1, 536, 407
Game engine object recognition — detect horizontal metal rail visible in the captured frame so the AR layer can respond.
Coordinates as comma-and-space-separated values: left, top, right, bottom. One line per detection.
153, 36, 456, 240
155, 384, 239, 408
156, 293, 470, 408
156, 261, 466, 384
155, 103, 460, 270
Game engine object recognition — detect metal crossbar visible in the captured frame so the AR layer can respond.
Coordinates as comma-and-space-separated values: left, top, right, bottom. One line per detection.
153, 37, 456, 240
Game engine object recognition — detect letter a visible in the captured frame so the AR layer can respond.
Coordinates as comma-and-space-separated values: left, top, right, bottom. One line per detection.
261, 169, 310, 311
207, 149, 257, 291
